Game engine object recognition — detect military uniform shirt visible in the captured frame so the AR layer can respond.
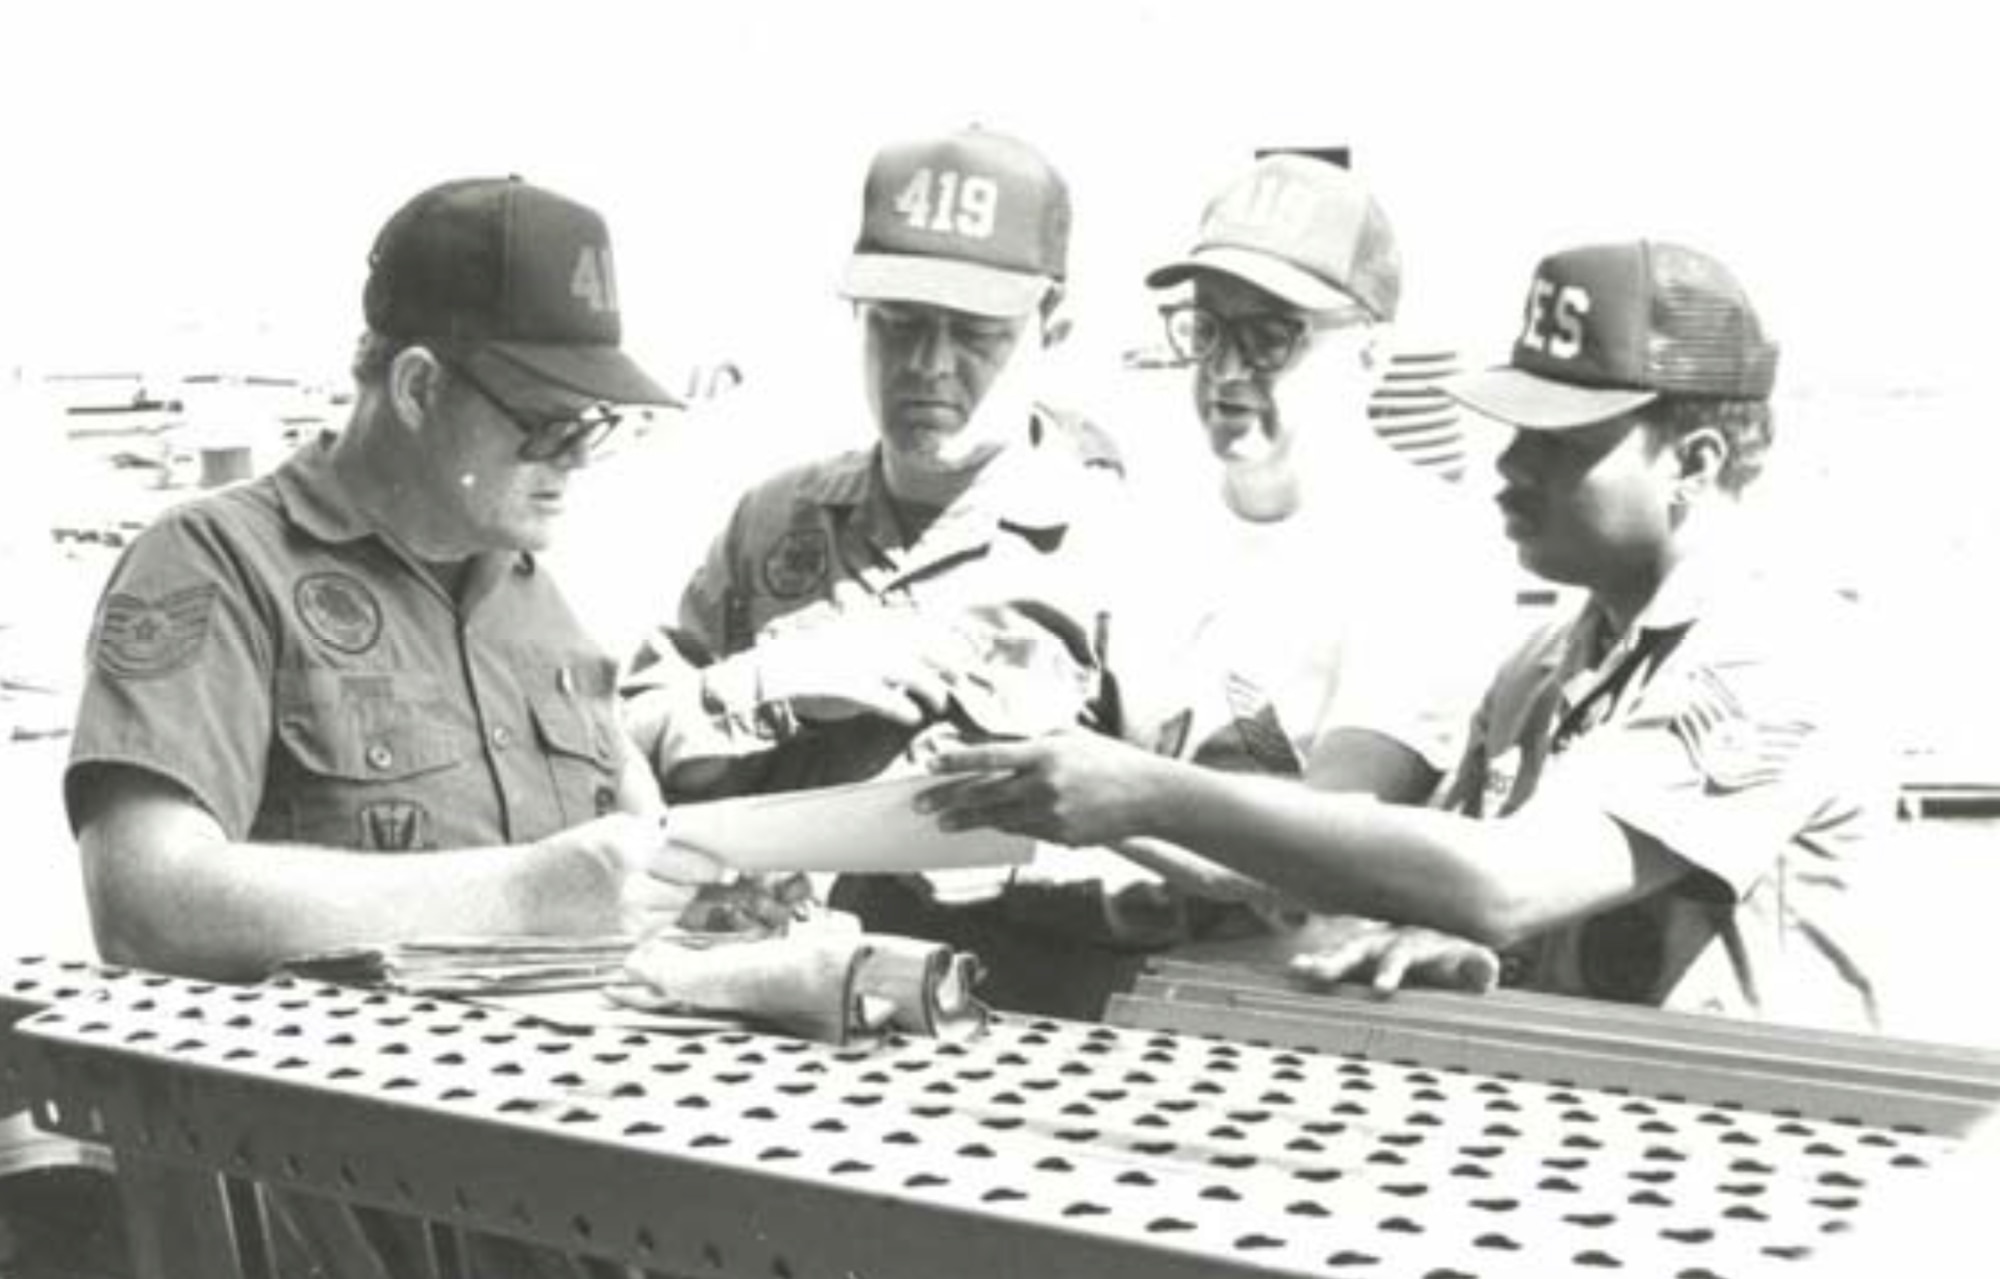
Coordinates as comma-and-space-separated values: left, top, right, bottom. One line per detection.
1444, 552, 1890, 1032
622, 415, 1123, 795
66, 434, 628, 850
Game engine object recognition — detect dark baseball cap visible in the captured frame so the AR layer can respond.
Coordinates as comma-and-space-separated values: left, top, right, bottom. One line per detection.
1449, 241, 1779, 430
1146, 154, 1400, 321
840, 128, 1069, 318
363, 176, 676, 410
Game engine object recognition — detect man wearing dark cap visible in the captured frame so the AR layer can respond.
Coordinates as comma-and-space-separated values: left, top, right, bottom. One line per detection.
927, 241, 1888, 1032
68, 177, 720, 983
621, 127, 1134, 1017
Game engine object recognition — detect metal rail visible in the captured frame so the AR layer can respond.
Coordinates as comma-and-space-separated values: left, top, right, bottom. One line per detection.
1, 953, 1989, 1277
1108, 961, 2000, 1135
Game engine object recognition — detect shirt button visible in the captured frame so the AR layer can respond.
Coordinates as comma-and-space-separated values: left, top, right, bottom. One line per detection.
490, 725, 514, 750
595, 785, 617, 816
365, 744, 394, 771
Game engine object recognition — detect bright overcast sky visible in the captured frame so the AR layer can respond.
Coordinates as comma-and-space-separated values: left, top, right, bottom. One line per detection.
5, 0, 1991, 397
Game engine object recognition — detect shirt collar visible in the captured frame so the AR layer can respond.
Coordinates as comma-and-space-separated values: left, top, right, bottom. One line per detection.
272, 432, 374, 544
795, 410, 1078, 534
273, 430, 536, 578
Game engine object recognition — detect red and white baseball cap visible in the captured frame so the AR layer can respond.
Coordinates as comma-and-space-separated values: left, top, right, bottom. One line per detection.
1146, 153, 1401, 321
363, 176, 676, 411
1449, 241, 1779, 431
840, 127, 1070, 319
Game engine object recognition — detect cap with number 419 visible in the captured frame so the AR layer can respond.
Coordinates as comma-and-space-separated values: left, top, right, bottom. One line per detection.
840, 127, 1070, 319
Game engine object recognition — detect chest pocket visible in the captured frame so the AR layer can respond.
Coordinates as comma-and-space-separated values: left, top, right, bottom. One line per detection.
267, 670, 481, 851
526, 684, 624, 823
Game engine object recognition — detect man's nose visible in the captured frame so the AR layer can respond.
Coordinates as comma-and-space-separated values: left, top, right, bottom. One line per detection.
907, 318, 955, 376
1494, 429, 1539, 482
1204, 328, 1254, 380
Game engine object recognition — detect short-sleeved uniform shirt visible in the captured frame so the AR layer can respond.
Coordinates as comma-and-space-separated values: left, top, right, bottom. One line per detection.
1443, 554, 1890, 1032
66, 434, 628, 848
621, 414, 1123, 796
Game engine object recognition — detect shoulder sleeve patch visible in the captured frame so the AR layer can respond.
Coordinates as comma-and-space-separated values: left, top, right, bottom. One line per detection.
92, 585, 220, 679
1669, 665, 1816, 792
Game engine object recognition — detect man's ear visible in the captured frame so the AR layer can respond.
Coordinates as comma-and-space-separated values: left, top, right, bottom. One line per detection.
1672, 424, 1730, 505
1678, 425, 1729, 481
387, 345, 447, 431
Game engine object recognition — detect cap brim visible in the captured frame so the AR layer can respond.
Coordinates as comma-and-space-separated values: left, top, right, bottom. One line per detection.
1446, 366, 1659, 431
475, 341, 681, 410
841, 254, 1052, 318
1146, 246, 1367, 316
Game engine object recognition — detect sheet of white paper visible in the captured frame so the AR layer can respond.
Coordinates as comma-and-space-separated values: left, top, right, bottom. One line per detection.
662, 773, 1032, 874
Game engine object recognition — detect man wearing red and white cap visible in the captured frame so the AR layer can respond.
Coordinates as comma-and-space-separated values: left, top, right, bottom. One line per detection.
928, 241, 1889, 1032
68, 178, 721, 982
621, 128, 1136, 1018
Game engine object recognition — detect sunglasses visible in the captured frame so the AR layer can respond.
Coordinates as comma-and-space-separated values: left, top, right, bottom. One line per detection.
441, 358, 623, 462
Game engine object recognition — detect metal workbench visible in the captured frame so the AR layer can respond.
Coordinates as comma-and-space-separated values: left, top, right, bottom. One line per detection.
4, 951, 1997, 1277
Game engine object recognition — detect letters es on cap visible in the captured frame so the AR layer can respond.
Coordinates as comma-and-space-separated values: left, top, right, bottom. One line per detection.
1448, 240, 1779, 431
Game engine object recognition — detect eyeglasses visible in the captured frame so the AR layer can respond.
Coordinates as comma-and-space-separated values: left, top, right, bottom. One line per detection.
441, 358, 623, 462
1159, 303, 1370, 374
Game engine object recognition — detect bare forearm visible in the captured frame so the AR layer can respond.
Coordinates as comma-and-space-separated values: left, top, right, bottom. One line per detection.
1142, 761, 1536, 943
1112, 836, 1284, 906
84, 834, 612, 982
930, 734, 1679, 948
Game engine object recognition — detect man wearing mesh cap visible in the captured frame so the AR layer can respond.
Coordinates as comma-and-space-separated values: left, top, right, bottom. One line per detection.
928, 240, 1889, 1031
621, 127, 1136, 1018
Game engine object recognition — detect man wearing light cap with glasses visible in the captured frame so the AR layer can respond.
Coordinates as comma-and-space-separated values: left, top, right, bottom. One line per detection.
928, 240, 1888, 1031
1068, 152, 1508, 959
68, 177, 721, 982
622, 128, 1133, 1018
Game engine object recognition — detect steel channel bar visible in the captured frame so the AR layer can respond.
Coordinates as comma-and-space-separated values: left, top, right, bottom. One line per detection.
1109, 977, 2000, 1131
1109, 992, 1992, 1137
1139, 959, 2000, 1075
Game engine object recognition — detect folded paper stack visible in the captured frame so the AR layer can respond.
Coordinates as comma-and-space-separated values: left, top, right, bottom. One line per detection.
280, 934, 638, 996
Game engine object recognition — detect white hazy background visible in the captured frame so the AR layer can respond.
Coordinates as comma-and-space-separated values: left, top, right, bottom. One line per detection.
4, 1, 1999, 1041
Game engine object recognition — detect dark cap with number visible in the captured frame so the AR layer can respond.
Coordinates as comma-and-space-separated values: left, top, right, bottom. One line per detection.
1448, 241, 1779, 431
840, 127, 1070, 318
363, 176, 676, 409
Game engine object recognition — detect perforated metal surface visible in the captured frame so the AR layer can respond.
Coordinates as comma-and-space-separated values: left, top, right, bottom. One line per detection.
0, 954, 1972, 1276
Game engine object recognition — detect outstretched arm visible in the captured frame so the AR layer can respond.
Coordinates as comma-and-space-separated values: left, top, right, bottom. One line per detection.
924, 731, 1688, 948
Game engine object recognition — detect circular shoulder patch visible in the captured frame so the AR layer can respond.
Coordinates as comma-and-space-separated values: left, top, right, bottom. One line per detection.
295, 572, 384, 654
761, 529, 831, 600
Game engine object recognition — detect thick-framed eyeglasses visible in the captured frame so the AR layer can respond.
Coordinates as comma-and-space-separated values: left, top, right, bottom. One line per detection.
1159, 303, 1369, 374
441, 358, 623, 462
